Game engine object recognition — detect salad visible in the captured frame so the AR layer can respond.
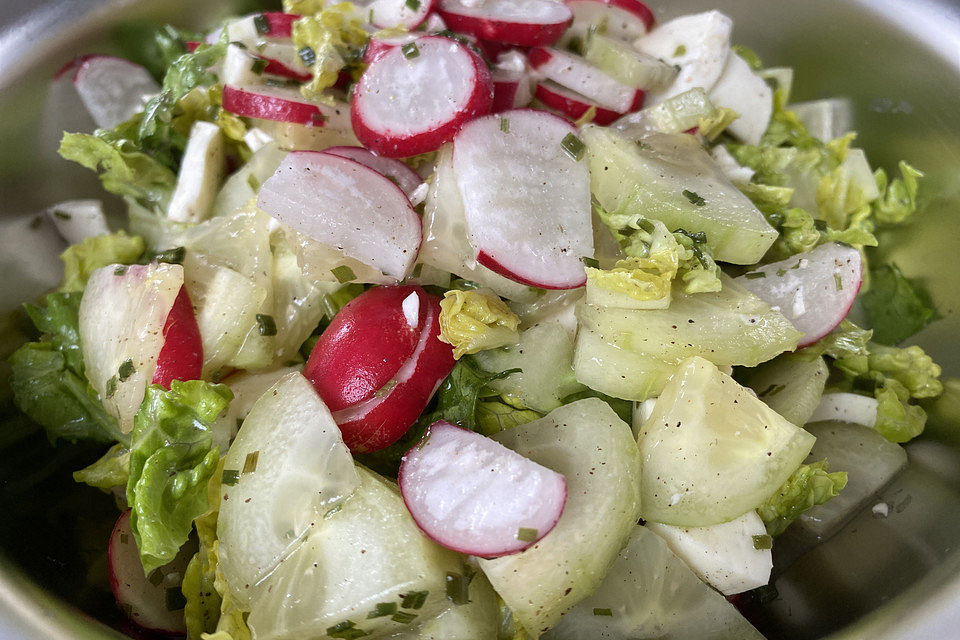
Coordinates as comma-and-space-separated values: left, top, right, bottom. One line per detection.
3, 0, 949, 638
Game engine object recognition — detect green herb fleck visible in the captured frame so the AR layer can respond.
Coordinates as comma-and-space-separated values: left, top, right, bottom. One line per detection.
250, 58, 268, 75
401, 590, 429, 610
582, 256, 600, 269
834, 272, 843, 291
247, 174, 260, 191
114, 265, 128, 276
753, 534, 773, 550
148, 569, 164, 586
758, 384, 785, 398
516, 527, 539, 542
331, 265, 357, 283
744, 271, 767, 279
682, 189, 706, 206
401, 42, 420, 59
242, 450, 260, 474
327, 620, 368, 639
405, 0, 422, 10
561, 133, 585, 161
411, 263, 423, 279
118, 359, 135, 382
298, 46, 317, 67
256, 313, 277, 336
500, 117, 510, 133
593, 608, 613, 616
52, 209, 71, 220
222, 469, 240, 486
366, 602, 398, 618
673, 44, 687, 57
391, 611, 417, 624
777, 268, 787, 277
445, 571, 473, 605
253, 14, 270, 35
105, 375, 118, 398
156, 246, 186, 265
165, 586, 187, 611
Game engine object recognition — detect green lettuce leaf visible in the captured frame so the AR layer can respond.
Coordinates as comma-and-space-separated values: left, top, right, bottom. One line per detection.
798, 320, 872, 364
8, 292, 124, 444
860, 263, 937, 345
835, 342, 943, 400
438, 290, 521, 359
475, 397, 542, 436
127, 380, 232, 573
756, 460, 847, 536
872, 161, 923, 225
59, 231, 145, 292
73, 443, 129, 491
874, 381, 927, 443
112, 23, 200, 81
291, 4, 368, 103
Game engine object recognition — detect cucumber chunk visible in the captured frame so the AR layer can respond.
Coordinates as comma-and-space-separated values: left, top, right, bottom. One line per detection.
542, 525, 764, 640
478, 399, 642, 636
391, 572, 499, 640
743, 353, 829, 426
638, 356, 816, 527
582, 125, 777, 264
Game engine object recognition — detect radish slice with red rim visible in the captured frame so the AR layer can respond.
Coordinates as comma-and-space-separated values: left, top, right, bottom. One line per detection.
351, 36, 494, 158
368, 0, 437, 29
363, 32, 420, 63
257, 151, 422, 280
734, 242, 863, 347
528, 47, 644, 113
55, 55, 158, 129
222, 84, 351, 128
452, 109, 593, 289
492, 69, 533, 112
152, 287, 203, 389
438, 0, 573, 47
565, 0, 655, 42
225, 11, 301, 41
322, 146, 424, 197
534, 80, 628, 125
399, 421, 567, 558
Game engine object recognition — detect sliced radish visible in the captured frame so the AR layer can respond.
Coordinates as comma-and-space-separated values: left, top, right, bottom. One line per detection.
527, 47, 643, 113
633, 10, 732, 104
492, 70, 533, 112
368, 0, 437, 29
108, 510, 192, 635
452, 109, 593, 289
438, 0, 572, 47
54, 54, 158, 129
167, 121, 225, 224
534, 80, 625, 125
152, 287, 203, 389
258, 151, 421, 279
44, 199, 109, 244
734, 243, 862, 347
363, 32, 420, 64
399, 421, 567, 558
321, 146, 424, 198
222, 83, 351, 129
222, 43, 310, 86
351, 36, 493, 158
225, 12, 301, 41
809, 392, 879, 429
565, 0, 654, 42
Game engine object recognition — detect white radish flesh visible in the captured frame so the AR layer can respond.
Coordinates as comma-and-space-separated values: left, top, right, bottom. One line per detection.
452, 110, 593, 289
351, 36, 493, 158
368, 0, 436, 29
399, 421, 567, 557
257, 150, 422, 279
527, 47, 644, 113
734, 242, 862, 347
565, 0, 655, 43
708, 51, 772, 145
167, 121, 225, 223
322, 146, 424, 198
222, 84, 351, 129
809, 392, 879, 429
438, 0, 573, 47
45, 199, 109, 244
60, 55, 158, 129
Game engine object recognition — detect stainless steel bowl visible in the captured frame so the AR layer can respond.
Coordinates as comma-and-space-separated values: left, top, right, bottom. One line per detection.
2, 0, 960, 638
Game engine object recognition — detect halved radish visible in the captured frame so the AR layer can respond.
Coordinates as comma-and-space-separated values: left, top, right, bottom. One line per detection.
351, 36, 493, 157
368, 0, 437, 29
399, 421, 567, 558
363, 32, 420, 64
492, 69, 533, 112
225, 11, 301, 41
438, 0, 573, 47
565, 0, 655, 42
534, 80, 626, 125
222, 84, 351, 129
452, 109, 593, 289
734, 243, 862, 347
322, 146, 424, 198
152, 287, 203, 389
108, 510, 192, 635
222, 43, 312, 85
527, 47, 643, 113
257, 151, 421, 280
53, 54, 158, 129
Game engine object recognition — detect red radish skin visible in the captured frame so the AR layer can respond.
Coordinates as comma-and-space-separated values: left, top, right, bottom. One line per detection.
257, 11, 300, 37
304, 286, 423, 412
322, 146, 424, 197
222, 84, 350, 128
534, 81, 632, 125
363, 33, 420, 64
108, 511, 192, 635
368, 0, 438, 30
566, 0, 655, 32
152, 287, 203, 389
351, 36, 494, 158
261, 57, 313, 82
477, 251, 585, 290
438, 0, 573, 47
398, 421, 567, 557
528, 47, 644, 113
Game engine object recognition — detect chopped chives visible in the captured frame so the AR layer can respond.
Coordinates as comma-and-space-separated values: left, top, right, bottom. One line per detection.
681, 189, 706, 206
581, 256, 599, 269
445, 572, 472, 605
222, 469, 240, 486
156, 246, 186, 265
561, 133, 585, 161
247, 174, 260, 191
298, 46, 317, 67
165, 586, 187, 611
673, 44, 687, 57
118, 359, 135, 382
250, 58, 267, 75
369, 8, 374, 23
834, 272, 843, 290
411, 263, 423, 279
405, 0, 421, 10
119, 532, 129, 544
752, 534, 773, 550
331, 265, 357, 283
114, 265, 128, 276
744, 271, 766, 279
593, 607, 613, 616
776, 268, 787, 277
500, 117, 510, 133
401, 42, 420, 59
256, 314, 277, 336
401, 590, 429, 610
242, 450, 260, 474
366, 602, 398, 618
391, 611, 417, 624
105, 375, 118, 398
516, 527, 539, 542
374, 379, 398, 398
148, 569, 164, 586
253, 13, 270, 35
52, 209, 71, 220
327, 620, 368, 639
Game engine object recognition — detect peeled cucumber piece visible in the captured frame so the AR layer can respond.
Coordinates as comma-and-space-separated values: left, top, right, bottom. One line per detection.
542, 526, 764, 640
638, 357, 816, 527
217, 373, 360, 610
743, 353, 829, 426
479, 399, 642, 636
247, 465, 464, 640
794, 420, 907, 541
210, 141, 286, 218
574, 275, 801, 401
473, 320, 584, 413
582, 125, 777, 264
388, 573, 499, 640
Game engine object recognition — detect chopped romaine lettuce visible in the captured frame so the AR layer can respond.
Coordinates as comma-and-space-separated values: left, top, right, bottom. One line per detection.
73, 443, 129, 491
291, 4, 367, 103
874, 381, 927, 443
756, 460, 847, 536
872, 161, 923, 225
59, 231, 145, 292
127, 380, 232, 573
861, 263, 937, 345
438, 289, 520, 359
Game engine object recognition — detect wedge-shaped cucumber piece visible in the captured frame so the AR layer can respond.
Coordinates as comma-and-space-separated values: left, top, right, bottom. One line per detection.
473, 320, 584, 413
638, 357, 816, 527
743, 353, 829, 426
582, 125, 777, 264
478, 399, 642, 636
574, 274, 801, 401
391, 572, 499, 640
542, 526, 764, 640
247, 465, 464, 640
217, 373, 359, 610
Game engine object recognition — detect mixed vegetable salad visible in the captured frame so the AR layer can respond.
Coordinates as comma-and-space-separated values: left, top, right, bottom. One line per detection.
4, 0, 950, 637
